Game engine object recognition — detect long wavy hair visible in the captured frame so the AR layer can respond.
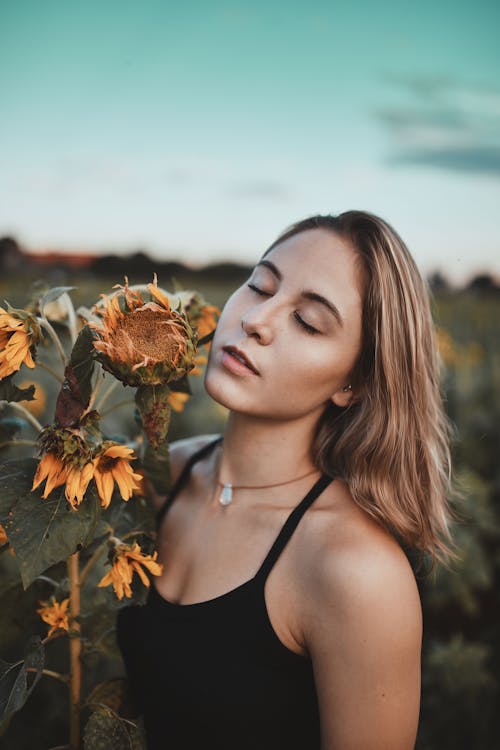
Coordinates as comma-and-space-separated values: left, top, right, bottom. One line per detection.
263, 211, 456, 569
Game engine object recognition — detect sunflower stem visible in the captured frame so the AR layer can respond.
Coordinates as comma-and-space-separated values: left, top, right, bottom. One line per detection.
67, 552, 81, 750
4, 402, 43, 433
39, 318, 67, 367
37, 359, 64, 383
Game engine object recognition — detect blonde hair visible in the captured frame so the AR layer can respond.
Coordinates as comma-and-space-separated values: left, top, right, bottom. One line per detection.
264, 211, 456, 569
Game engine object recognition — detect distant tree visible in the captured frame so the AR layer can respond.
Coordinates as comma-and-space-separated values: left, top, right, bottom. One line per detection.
0, 236, 24, 272
466, 274, 500, 295
428, 271, 451, 293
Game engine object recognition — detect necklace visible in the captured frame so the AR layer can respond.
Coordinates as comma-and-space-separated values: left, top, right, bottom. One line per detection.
216, 467, 320, 506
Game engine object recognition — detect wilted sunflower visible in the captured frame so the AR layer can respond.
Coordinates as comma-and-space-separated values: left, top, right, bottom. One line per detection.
92, 442, 142, 509
98, 541, 163, 600
31, 426, 94, 510
90, 278, 197, 387
36, 596, 70, 636
0, 305, 41, 379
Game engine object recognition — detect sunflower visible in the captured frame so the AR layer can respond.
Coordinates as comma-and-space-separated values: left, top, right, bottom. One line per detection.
90, 277, 197, 387
31, 426, 95, 509
97, 541, 163, 600
36, 596, 70, 636
0, 305, 41, 379
92, 443, 143, 509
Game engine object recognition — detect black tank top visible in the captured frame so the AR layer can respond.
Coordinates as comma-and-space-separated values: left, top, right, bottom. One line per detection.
116, 435, 335, 750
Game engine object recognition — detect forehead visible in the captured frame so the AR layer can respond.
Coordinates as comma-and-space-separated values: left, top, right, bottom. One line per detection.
261, 228, 364, 307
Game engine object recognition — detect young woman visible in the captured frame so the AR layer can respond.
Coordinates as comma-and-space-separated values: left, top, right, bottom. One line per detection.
117, 211, 454, 750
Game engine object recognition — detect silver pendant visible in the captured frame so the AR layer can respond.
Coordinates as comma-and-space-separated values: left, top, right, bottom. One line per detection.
219, 483, 233, 506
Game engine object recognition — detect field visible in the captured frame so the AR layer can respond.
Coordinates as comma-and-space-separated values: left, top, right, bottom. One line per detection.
0, 263, 499, 749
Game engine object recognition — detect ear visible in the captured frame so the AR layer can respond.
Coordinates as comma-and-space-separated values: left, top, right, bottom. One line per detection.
331, 385, 354, 409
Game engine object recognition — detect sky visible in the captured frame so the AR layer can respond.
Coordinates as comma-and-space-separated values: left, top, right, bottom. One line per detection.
0, 0, 499, 283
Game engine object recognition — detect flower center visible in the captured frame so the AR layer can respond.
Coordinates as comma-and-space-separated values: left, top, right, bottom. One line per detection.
114, 309, 182, 361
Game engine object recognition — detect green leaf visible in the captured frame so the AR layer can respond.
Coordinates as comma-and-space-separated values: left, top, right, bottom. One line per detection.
0, 377, 35, 404
39, 286, 76, 313
0, 636, 44, 725
70, 324, 96, 406
0, 458, 101, 588
54, 325, 96, 427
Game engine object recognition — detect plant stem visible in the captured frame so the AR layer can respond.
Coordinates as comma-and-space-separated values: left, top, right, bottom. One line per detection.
26, 667, 69, 684
4, 402, 43, 433
67, 552, 81, 750
37, 360, 64, 383
39, 318, 67, 367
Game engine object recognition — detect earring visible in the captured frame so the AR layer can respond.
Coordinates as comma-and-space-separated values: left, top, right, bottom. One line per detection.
342, 384, 352, 392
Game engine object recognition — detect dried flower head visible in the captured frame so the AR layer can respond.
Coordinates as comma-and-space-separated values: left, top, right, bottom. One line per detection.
0, 305, 41, 379
90, 277, 197, 387
92, 442, 142, 509
36, 596, 70, 636
97, 541, 163, 600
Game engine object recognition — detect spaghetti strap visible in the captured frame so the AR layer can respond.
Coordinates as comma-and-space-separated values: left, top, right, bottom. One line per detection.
155, 435, 223, 527
255, 473, 335, 582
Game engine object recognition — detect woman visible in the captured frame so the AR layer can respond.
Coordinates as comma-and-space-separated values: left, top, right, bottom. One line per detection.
117, 211, 454, 750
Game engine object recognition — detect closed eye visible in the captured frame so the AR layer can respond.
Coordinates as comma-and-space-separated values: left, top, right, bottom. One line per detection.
247, 282, 270, 297
293, 312, 320, 335
246, 283, 320, 335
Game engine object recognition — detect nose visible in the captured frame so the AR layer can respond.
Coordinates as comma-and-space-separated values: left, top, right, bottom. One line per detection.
241, 300, 274, 345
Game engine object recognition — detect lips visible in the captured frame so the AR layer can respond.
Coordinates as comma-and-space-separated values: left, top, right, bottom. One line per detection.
222, 345, 260, 375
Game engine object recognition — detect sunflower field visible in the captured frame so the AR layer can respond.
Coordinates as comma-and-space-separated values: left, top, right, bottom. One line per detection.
0, 263, 499, 750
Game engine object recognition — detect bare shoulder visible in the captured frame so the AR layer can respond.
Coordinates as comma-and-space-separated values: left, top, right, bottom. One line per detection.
147, 433, 221, 512
300, 477, 422, 650
298, 479, 422, 748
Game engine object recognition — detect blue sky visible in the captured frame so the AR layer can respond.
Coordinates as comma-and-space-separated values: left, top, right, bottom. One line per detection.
1, 0, 499, 282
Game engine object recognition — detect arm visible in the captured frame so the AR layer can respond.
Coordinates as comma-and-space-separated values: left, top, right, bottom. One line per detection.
305, 535, 422, 750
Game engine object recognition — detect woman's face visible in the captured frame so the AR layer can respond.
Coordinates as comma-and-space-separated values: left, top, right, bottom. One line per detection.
204, 228, 364, 421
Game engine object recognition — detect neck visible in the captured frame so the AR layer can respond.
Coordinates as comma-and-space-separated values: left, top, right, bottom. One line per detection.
217, 409, 323, 488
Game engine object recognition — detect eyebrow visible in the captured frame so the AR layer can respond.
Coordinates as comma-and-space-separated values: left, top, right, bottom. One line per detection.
255, 259, 344, 328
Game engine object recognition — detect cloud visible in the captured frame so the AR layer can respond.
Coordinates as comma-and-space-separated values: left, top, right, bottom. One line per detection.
374, 75, 500, 177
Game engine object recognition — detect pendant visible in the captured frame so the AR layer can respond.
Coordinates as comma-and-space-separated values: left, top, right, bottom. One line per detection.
219, 483, 233, 506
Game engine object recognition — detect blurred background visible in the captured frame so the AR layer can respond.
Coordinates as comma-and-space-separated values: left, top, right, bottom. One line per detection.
1, 1, 499, 748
